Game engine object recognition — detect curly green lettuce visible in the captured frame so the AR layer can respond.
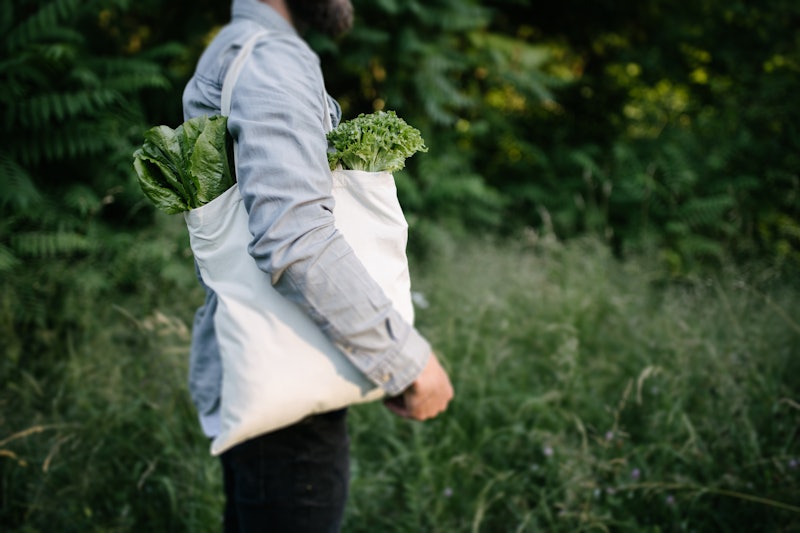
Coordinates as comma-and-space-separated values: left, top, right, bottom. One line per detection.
326, 110, 428, 173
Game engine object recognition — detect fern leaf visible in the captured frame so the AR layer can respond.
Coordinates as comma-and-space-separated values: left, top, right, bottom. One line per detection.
138, 42, 187, 62
13, 89, 121, 128
680, 195, 735, 231
0, 243, 20, 273
39, 41, 80, 64
11, 231, 93, 258
104, 73, 171, 93
90, 57, 172, 93
416, 53, 475, 124
33, 25, 85, 47
6, 279, 49, 327
0, 152, 42, 210
11, 117, 122, 165
5, 0, 82, 52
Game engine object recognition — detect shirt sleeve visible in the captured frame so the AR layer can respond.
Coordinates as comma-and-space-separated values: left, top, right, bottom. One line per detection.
226, 35, 430, 396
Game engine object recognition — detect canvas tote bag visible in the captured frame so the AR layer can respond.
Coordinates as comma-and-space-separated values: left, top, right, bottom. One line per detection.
184, 31, 415, 456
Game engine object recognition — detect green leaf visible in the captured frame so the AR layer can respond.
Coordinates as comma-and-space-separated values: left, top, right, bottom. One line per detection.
132, 115, 237, 213
327, 110, 428, 172
132, 149, 189, 214
188, 115, 234, 205
139, 125, 190, 201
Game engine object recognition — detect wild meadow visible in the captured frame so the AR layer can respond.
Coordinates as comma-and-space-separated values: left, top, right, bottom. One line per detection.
1, 217, 798, 531
346, 233, 800, 532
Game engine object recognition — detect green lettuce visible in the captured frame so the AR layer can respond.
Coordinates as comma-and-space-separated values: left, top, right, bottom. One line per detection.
327, 110, 428, 173
132, 115, 235, 214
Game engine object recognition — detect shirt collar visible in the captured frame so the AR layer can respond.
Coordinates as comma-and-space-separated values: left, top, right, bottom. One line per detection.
232, 0, 298, 36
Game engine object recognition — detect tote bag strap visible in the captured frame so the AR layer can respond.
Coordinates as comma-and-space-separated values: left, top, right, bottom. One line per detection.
221, 29, 333, 173
220, 30, 268, 176
221, 30, 269, 116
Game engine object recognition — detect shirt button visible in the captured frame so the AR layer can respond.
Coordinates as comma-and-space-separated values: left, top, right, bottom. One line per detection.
380, 373, 392, 383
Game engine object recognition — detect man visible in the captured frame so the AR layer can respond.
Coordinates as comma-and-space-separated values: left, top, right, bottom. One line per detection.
182, 0, 454, 530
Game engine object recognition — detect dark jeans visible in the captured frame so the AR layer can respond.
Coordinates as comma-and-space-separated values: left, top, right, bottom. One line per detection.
220, 409, 350, 533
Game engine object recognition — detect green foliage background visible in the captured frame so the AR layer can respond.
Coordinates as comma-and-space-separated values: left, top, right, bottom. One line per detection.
3, 0, 798, 272
1, 0, 798, 531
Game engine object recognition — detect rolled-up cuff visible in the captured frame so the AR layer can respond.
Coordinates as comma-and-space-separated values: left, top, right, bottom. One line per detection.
364, 323, 431, 396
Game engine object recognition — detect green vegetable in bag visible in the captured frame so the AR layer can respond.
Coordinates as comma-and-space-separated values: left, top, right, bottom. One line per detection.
133, 110, 425, 214
327, 110, 428, 173
133, 115, 235, 214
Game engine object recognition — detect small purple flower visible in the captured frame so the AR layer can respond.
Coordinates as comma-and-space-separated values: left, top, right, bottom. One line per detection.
443, 487, 453, 498
790, 458, 798, 470
630, 468, 641, 481
543, 446, 554, 457
605, 431, 614, 441
665, 494, 675, 506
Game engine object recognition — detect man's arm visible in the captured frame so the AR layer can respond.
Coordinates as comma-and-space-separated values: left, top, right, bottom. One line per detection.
227, 33, 438, 399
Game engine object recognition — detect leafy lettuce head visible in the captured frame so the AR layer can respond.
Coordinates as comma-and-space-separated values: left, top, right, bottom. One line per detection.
326, 110, 428, 173
133, 115, 235, 213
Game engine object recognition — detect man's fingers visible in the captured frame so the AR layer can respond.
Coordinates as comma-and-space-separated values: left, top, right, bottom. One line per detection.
405, 384, 453, 421
383, 396, 410, 418
383, 352, 454, 421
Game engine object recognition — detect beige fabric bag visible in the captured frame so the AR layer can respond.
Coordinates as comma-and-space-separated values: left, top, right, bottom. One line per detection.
184, 31, 414, 456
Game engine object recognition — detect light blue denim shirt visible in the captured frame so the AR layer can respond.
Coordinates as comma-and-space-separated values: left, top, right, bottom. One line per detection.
182, 0, 430, 436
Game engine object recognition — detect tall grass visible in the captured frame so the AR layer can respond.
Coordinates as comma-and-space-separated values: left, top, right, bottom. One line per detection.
1, 215, 223, 532
344, 232, 800, 532
1, 225, 798, 531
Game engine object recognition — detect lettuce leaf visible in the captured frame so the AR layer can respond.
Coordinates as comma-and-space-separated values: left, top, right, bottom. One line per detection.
326, 110, 428, 173
132, 115, 234, 213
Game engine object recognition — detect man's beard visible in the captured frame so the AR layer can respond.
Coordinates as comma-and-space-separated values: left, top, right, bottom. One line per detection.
287, 0, 354, 38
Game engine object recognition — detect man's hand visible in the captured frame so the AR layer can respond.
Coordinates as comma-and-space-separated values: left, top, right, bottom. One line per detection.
384, 352, 453, 420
